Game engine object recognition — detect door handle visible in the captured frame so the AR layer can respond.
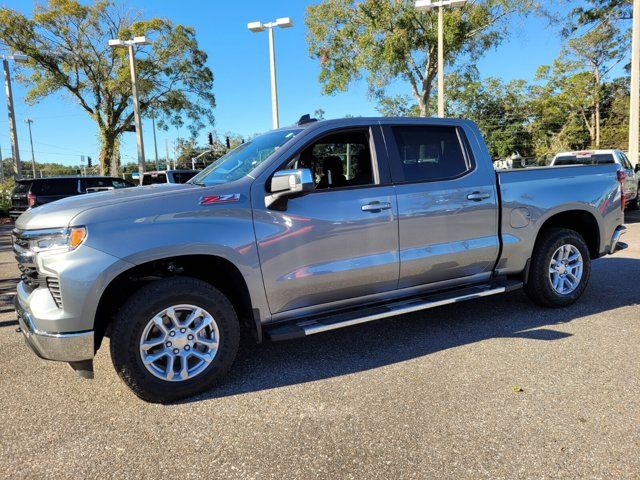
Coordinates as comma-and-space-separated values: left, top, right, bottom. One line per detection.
361, 201, 392, 212
466, 191, 491, 202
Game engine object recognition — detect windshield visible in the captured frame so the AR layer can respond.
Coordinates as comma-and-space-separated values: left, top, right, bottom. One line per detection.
189, 129, 301, 186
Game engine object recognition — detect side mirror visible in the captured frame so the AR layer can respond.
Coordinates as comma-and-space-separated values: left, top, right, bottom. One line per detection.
635, 164, 640, 173
266, 168, 314, 209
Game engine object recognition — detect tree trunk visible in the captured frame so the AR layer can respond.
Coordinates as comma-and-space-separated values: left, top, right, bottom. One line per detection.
419, 90, 431, 117
99, 130, 119, 176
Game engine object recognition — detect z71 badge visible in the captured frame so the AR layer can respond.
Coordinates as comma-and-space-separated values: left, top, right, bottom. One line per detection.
199, 194, 241, 205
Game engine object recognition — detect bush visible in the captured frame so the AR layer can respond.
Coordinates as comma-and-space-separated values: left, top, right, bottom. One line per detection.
0, 178, 15, 217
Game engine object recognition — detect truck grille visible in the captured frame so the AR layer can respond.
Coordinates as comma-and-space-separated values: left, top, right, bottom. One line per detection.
17, 263, 41, 290
13, 229, 62, 309
46, 277, 63, 309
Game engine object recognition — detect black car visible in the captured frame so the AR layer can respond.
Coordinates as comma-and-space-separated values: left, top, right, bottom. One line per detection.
142, 170, 199, 185
10, 176, 135, 219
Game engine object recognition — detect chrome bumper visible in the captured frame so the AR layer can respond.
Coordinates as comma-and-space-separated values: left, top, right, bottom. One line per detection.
608, 225, 628, 254
15, 297, 94, 362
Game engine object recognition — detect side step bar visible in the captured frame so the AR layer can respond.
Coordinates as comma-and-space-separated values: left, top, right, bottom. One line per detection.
265, 279, 523, 341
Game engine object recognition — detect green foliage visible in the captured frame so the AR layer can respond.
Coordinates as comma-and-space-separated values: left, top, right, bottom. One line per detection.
0, 177, 14, 215
305, 0, 534, 116
449, 73, 532, 158
0, 0, 215, 175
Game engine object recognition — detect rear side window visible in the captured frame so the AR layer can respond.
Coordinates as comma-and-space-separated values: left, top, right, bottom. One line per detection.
391, 126, 471, 182
31, 178, 79, 195
13, 181, 32, 194
142, 173, 167, 185
618, 152, 632, 169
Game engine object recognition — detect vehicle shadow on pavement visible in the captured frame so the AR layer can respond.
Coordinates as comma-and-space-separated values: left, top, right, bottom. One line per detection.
183, 255, 640, 404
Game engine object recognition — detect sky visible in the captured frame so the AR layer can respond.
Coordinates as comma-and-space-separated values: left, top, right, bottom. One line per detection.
0, 0, 602, 167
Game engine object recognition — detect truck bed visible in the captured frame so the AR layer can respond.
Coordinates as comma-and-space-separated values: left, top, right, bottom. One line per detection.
495, 163, 624, 275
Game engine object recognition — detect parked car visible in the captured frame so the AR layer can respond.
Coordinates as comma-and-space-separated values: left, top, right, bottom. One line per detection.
551, 150, 639, 210
10, 176, 135, 219
13, 117, 626, 403
142, 170, 198, 185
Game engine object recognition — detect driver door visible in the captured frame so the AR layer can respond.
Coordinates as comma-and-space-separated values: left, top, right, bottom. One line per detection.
251, 126, 400, 317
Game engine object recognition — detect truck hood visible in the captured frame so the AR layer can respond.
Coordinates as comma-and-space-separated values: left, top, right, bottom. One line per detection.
15, 183, 201, 230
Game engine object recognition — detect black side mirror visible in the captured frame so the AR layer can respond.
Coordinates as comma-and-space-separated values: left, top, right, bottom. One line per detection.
635, 164, 640, 173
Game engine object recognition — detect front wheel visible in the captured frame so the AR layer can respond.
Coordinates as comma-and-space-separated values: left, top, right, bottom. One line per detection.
524, 228, 591, 308
110, 277, 240, 403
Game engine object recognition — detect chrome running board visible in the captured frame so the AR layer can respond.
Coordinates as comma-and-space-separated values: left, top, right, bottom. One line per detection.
265, 279, 523, 341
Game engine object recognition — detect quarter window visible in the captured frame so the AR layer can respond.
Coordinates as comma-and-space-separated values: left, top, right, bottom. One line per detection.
391, 126, 471, 182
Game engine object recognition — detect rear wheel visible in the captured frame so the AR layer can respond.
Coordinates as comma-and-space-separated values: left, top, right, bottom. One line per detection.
524, 228, 591, 308
110, 277, 240, 403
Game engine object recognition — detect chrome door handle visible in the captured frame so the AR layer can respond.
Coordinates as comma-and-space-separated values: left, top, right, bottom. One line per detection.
362, 201, 392, 212
466, 192, 491, 202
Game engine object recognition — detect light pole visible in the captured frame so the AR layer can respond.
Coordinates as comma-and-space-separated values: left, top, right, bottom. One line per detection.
109, 36, 151, 183
150, 110, 159, 170
1, 54, 28, 176
415, 0, 467, 118
629, 0, 640, 166
247, 17, 293, 129
24, 118, 36, 178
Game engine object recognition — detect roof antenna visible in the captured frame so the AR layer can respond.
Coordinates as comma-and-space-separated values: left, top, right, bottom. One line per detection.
297, 114, 318, 126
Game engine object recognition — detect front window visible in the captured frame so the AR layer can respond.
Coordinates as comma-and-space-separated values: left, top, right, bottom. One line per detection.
190, 129, 301, 186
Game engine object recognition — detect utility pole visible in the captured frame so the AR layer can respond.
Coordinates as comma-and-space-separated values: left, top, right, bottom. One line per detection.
24, 118, 36, 178
1, 54, 27, 176
629, 0, 640, 166
437, 5, 444, 118
415, 0, 467, 117
151, 110, 159, 170
165, 138, 170, 171
248, 17, 293, 129
109, 36, 151, 183
0, 144, 4, 182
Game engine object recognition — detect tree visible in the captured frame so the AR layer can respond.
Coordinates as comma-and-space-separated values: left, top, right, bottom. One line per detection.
535, 21, 625, 150
448, 73, 533, 158
0, 0, 215, 175
305, 0, 534, 117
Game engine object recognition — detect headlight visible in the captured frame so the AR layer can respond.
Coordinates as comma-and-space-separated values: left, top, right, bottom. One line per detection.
25, 226, 87, 253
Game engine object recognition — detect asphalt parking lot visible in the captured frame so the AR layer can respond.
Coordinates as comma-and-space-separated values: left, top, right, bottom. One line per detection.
0, 215, 639, 480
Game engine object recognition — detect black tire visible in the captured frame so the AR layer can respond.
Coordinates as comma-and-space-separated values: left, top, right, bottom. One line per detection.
110, 277, 240, 403
524, 228, 591, 308
628, 191, 640, 210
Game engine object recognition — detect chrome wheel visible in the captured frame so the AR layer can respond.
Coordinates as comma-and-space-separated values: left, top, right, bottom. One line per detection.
139, 304, 220, 382
548, 244, 583, 295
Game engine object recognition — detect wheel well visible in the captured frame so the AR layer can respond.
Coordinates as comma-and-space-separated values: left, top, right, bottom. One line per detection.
94, 255, 256, 351
537, 210, 600, 258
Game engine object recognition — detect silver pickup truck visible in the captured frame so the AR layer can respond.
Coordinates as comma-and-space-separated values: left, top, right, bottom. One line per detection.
13, 117, 627, 403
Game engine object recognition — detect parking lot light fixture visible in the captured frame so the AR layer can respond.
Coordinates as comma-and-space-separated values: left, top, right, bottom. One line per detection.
415, 0, 468, 118
109, 36, 151, 183
247, 17, 294, 129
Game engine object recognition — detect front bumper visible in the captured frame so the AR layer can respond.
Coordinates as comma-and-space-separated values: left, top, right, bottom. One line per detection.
15, 296, 94, 362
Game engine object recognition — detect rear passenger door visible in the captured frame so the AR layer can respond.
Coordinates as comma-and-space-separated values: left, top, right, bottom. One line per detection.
382, 123, 500, 289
